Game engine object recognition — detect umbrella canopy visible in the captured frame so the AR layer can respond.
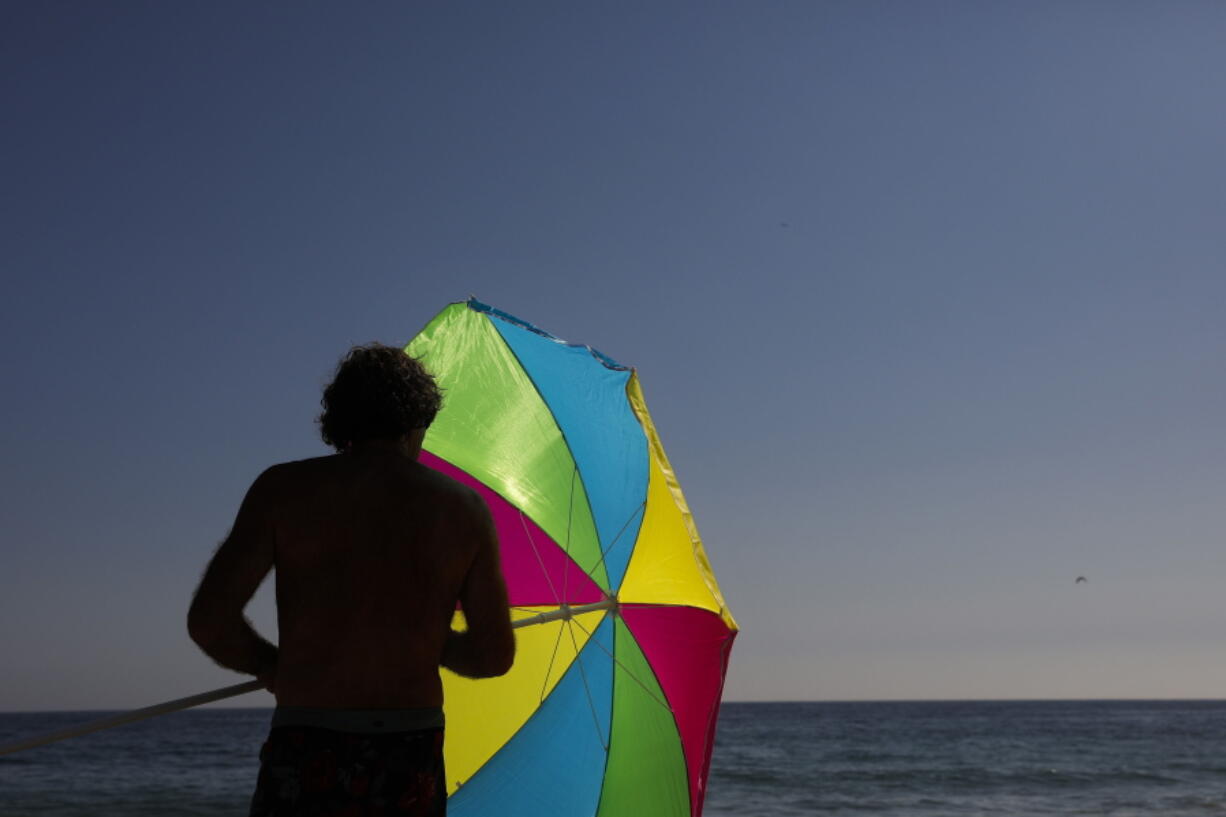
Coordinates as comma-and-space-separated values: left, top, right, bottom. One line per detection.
406, 300, 737, 817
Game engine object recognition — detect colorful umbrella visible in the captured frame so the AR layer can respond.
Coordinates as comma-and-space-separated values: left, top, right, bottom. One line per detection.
406, 299, 737, 817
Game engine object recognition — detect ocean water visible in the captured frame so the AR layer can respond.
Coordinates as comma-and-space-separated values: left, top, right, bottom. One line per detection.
707, 701, 1226, 816
4, 700, 1226, 815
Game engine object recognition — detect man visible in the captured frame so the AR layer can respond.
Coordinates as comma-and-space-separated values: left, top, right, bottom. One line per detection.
188, 343, 515, 816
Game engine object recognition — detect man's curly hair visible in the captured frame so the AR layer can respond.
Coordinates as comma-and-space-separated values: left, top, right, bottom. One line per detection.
319, 344, 443, 450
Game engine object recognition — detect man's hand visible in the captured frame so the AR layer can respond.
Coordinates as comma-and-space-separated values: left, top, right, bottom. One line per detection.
257, 659, 278, 694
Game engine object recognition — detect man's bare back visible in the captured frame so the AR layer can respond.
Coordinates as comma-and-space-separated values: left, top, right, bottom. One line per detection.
273, 444, 511, 707
188, 436, 515, 709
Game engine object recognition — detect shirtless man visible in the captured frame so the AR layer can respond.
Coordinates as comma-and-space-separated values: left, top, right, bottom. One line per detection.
188, 344, 514, 816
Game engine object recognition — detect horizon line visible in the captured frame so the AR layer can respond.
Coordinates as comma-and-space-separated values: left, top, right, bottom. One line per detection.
6, 696, 1226, 715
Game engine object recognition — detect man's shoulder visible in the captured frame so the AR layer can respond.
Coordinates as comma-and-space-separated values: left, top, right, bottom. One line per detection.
245, 455, 338, 494
258, 455, 482, 501
257, 455, 336, 479
267, 454, 337, 472
412, 461, 484, 504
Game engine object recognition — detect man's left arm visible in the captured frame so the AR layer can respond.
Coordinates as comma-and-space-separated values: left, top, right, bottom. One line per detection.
187, 467, 279, 686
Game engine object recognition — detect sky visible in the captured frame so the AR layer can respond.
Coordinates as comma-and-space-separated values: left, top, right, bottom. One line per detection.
2, 1, 1225, 711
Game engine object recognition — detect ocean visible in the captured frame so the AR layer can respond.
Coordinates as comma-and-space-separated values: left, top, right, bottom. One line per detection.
3, 700, 1226, 815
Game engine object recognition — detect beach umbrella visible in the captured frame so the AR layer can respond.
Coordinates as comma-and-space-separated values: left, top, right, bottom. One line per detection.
407, 299, 737, 817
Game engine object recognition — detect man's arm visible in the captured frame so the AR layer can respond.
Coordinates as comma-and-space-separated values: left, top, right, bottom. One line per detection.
441, 494, 515, 678
187, 467, 279, 685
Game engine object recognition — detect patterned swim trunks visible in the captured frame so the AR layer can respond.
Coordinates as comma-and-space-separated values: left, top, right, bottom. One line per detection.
249, 725, 446, 816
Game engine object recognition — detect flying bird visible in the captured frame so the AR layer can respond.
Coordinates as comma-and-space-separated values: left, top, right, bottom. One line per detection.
1075, 576, 1088, 584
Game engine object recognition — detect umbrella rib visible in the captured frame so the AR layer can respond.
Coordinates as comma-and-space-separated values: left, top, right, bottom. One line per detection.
563, 466, 576, 599
585, 501, 646, 585
538, 613, 568, 704
568, 615, 674, 715
565, 619, 609, 751
519, 510, 562, 606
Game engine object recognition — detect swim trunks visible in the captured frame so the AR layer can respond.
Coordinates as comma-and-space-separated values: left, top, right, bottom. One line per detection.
249, 708, 447, 816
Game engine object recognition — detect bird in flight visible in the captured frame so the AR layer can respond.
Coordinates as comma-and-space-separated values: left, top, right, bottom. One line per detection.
1075, 576, 1088, 584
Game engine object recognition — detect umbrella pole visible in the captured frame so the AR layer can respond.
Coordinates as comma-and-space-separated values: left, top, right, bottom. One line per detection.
510, 597, 618, 627
0, 596, 619, 756
0, 680, 264, 756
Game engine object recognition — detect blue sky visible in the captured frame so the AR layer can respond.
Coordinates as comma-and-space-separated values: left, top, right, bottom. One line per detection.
2, 1, 1225, 709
